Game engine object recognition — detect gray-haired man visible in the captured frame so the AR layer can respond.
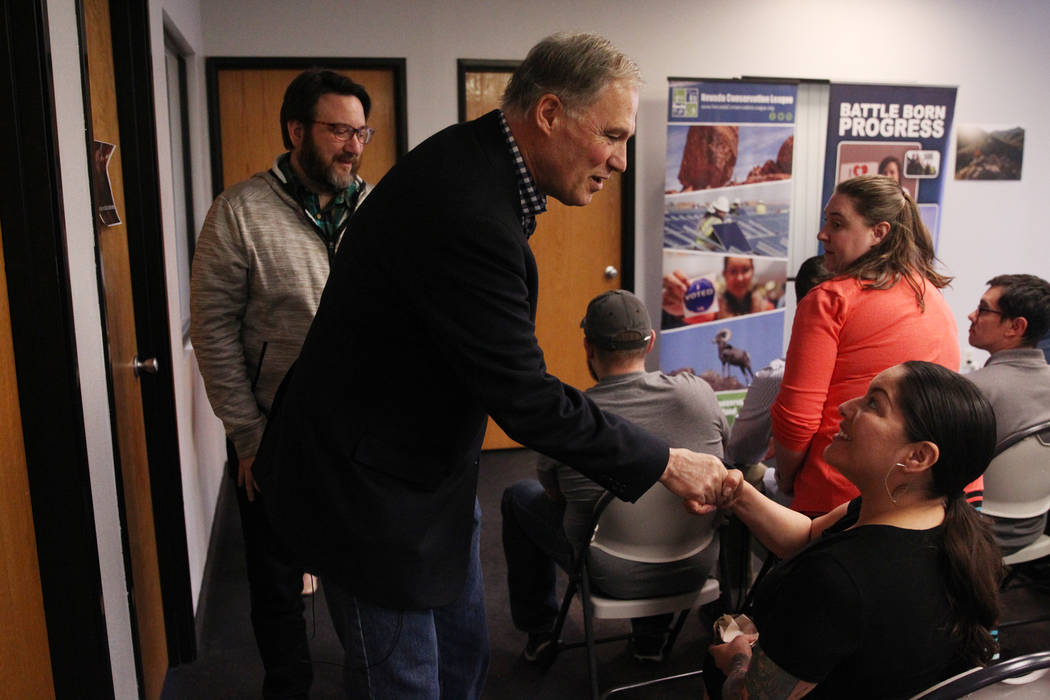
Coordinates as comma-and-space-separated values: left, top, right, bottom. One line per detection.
254, 34, 727, 698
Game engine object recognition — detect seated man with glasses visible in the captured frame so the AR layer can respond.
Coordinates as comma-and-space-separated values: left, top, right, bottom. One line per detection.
190, 68, 374, 698
966, 274, 1050, 553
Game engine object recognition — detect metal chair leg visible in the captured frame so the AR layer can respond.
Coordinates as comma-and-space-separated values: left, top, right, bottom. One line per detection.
600, 669, 707, 699
663, 608, 691, 656
580, 565, 601, 700
551, 578, 578, 646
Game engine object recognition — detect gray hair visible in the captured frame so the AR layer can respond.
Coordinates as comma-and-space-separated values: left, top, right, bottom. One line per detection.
501, 32, 641, 117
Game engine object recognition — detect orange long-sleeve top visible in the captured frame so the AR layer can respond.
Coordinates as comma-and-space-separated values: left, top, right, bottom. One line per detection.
771, 275, 960, 514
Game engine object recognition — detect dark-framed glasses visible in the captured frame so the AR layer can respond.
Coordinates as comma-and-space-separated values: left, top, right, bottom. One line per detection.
314, 121, 375, 144
975, 304, 1004, 318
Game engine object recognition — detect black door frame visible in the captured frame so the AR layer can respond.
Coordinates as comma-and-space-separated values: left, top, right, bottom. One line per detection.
100, 0, 196, 667
454, 58, 636, 291
0, 0, 115, 696
204, 55, 409, 198
0, 0, 196, 694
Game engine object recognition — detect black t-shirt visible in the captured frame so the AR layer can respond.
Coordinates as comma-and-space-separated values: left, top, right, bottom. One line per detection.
752, 499, 968, 699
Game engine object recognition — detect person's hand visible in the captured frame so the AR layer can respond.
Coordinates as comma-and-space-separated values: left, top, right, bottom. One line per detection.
238, 456, 261, 502
709, 634, 756, 676
718, 469, 746, 509
772, 443, 806, 496
660, 448, 728, 514
662, 269, 690, 317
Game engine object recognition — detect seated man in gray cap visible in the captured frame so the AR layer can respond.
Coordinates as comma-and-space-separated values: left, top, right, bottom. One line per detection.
501, 289, 728, 663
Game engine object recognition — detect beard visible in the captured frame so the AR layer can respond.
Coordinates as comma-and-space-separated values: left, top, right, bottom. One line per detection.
299, 131, 357, 192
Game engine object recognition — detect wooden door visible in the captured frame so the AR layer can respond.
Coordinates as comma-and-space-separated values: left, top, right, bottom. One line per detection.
0, 221, 55, 697
211, 65, 401, 193
460, 68, 625, 450
84, 0, 168, 695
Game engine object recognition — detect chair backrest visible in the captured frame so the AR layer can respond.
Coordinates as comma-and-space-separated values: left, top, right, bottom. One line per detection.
982, 422, 1050, 520
589, 484, 717, 564
909, 650, 1050, 699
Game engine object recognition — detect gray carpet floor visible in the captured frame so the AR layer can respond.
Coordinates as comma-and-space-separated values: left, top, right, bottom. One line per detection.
163, 448, 1050, 699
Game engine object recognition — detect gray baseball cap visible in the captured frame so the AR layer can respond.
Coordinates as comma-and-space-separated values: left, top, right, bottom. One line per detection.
580, 290, 653, 351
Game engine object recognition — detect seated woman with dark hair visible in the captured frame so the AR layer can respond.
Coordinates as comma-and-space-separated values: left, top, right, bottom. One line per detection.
708, 361, 1002, 699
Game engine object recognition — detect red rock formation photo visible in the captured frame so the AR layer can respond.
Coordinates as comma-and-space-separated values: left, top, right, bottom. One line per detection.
678, 125, 738, 191
776, 135, 793, 173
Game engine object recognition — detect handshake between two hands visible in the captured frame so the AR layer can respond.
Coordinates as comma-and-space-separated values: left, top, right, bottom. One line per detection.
659, 447, 746, 514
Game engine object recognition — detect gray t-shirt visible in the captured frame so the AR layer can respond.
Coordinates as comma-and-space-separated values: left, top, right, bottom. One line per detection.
967, 348, 1050, 444
726, 358, 784, 467
538, 370, 728, 596
967, 348, 1050, 552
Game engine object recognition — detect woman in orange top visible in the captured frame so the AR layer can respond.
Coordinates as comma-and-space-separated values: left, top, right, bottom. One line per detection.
771, 175, 960, 515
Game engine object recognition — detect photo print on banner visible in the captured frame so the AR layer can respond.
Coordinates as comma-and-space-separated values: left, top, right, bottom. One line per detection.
661, 80, 796, 422
821, 83, 957, 250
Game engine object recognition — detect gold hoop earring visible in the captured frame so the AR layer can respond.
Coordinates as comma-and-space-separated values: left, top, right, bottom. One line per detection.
885, 462, 907, 506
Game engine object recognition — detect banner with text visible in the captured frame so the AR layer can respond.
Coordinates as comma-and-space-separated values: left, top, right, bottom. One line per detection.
661, 79, 797, 422
821, 83, 957, 250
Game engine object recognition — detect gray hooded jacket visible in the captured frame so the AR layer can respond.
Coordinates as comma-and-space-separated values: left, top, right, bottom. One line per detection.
190, 159, 370, 457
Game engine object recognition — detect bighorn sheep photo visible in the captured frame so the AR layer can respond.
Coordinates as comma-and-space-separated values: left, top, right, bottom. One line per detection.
713, 328, 754, 385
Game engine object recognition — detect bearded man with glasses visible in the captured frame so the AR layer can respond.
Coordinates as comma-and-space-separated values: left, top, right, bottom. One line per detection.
190, 69, 374, 698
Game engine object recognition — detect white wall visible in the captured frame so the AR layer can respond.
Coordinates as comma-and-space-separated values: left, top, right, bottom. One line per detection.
46, 1, 137, 697
198, 0, 1050, 368
148, 0, 227, 613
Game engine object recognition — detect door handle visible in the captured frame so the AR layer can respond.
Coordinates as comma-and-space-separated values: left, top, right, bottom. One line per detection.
604, 265, 619, 280
133, 355, 159, 377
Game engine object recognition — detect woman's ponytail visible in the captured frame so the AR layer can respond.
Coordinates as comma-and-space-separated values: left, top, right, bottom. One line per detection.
940, 496, 1003, 665
897, 361, 1003, 665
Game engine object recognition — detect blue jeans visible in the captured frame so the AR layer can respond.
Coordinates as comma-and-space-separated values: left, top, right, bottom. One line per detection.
501, 479, 574, 633
322, 500, 489, 699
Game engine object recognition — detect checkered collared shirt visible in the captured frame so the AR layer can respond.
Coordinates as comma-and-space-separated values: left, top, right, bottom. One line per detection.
498, 110, 547, 238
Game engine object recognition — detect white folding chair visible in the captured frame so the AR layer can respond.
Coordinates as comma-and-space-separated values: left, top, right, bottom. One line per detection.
982, 421, 1050, 630
983, 421, 1050, 526
909, 650, 1050, 699
547, 487, 721, 700
982, 421, 1050, 568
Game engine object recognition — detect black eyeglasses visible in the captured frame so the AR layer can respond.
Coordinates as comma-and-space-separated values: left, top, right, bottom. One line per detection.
975, 304, 1004, 317
313, 121, 375, 144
